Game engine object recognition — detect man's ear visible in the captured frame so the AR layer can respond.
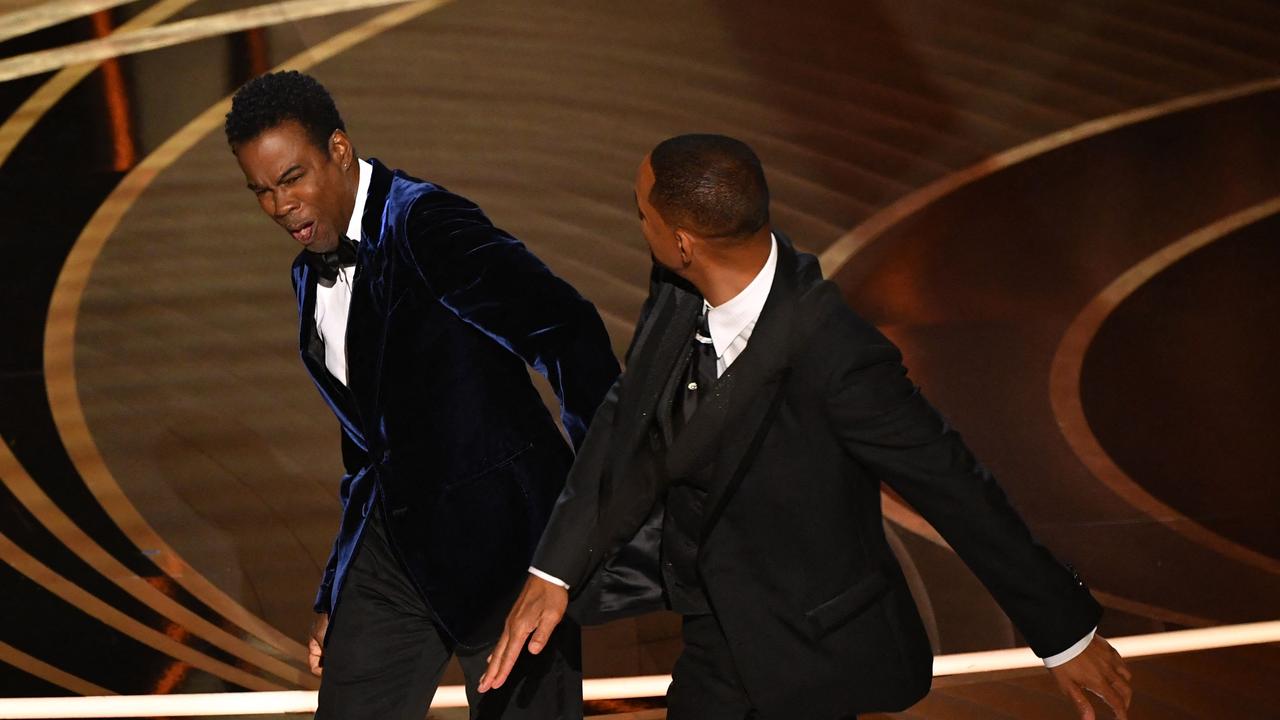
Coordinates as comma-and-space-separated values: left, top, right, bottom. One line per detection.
674, 227, 694, 267
329, 129, 353, 170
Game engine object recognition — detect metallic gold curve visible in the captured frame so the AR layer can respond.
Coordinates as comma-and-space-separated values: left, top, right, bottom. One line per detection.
0, 532, 280, 691
0, 0, 421, 83
0, 0, 316, 690
0, 641, 113, 697
1049, 197, 1280, 577
0, 0, 142, 45
817, 76, 1280, 277
39, 0, 453, 676
818, 74, 1280, 618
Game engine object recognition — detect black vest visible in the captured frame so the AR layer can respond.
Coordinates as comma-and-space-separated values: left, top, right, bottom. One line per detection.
656, 347, 715, 616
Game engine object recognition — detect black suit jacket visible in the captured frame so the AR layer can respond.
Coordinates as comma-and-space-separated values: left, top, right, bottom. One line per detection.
292, 159, 619, 645
533, 236, 1100, 717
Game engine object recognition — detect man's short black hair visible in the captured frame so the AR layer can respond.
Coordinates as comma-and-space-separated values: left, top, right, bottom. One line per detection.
224, 70, 345, 151
649, 134, 769, 239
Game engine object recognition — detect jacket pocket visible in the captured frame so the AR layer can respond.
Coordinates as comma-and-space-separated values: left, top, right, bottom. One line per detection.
804, 568, 891, 638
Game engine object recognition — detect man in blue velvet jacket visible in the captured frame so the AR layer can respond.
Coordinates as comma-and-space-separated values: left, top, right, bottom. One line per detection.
225, 71, 619, 719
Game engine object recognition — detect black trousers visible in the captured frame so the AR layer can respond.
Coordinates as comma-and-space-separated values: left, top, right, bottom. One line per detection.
666, 614, 755, 720
316, 511, 582, 720
668, 614, 859, 720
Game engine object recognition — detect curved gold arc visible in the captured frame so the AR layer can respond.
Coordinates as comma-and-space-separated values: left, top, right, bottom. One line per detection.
818, 75, 1280, 277
880, 493, 1220, 629
0, 0, 142, 44
0, 532, 280, 691
0, 0, 314, 691
0, 0, 427, 83
39, 0, 454, 673
0, 0, 199, 166
0, 641, 113, 697
1049, 197, 1280, 577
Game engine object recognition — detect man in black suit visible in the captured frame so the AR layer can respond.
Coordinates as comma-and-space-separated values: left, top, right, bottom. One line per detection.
226, 71, 620, 718
480, 134, 1132, 719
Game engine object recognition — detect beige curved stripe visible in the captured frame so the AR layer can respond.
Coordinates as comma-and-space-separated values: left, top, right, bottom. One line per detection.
880, 493, 1220, 629
0, 0, 198, 167
39, 0, 454, 676
818, 75, 1280, 277
1049, 196, 1280, 577
0, 0, 141, 45
0, 641, 113, 697
0, 0, 314, 687
0, 0, 318, 691
0, 532, 280, 691
0, 0, 420, 82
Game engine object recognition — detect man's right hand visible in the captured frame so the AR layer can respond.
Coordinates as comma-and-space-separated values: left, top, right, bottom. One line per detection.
308, 612, 329, 677
477, 575, 569, 693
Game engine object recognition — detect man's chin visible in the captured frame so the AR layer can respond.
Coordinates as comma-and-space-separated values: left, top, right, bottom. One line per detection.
304, 238, 340, 254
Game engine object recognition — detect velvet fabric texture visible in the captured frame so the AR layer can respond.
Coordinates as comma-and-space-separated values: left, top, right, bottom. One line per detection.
534, 237, 1101, 718
292, 159, 619, 645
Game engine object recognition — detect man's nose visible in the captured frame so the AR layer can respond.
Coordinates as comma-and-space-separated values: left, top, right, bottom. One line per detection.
272, 189, 299, 218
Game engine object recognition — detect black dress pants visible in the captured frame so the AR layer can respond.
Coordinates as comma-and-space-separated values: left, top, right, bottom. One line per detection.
668, 614, 861, 720
316, 510, 582, 720
666, 614, 755, 720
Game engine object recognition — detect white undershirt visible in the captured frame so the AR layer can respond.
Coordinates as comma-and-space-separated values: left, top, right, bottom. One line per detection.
531, 232, 1091, 667
314, 158, 372, 386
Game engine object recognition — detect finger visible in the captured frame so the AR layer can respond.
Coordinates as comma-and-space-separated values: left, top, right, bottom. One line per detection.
1086, 680, 1126, 720
481, 624, 530, 693
527, 613, 560, 655
1065, 682, 1096, 720
1109, 671, 1133, 710
477, 629, 512, 692
308, 643, 323, 677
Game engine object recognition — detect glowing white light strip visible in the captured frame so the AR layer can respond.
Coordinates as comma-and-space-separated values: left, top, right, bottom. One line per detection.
0, 621, 1276, 717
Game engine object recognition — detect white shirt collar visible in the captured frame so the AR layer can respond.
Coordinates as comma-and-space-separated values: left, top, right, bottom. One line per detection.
705, 233, 778, 359
344, 158, 372, 242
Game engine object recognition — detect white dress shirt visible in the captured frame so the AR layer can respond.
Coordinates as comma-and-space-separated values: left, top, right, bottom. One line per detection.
314, 158, 372, 386
531, 233, 1091, 666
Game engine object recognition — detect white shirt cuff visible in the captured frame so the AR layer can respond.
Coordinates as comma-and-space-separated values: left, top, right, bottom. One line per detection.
1043, 627, 1096, 668
528, 566, 570, 590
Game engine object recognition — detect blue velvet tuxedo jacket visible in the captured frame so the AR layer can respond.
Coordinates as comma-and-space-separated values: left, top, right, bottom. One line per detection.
291, 159, 619, 644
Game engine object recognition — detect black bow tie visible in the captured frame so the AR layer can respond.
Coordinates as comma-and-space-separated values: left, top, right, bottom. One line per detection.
309, 235, 358, 285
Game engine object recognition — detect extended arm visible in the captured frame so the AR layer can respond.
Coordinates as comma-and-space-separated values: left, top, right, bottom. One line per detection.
825, 319, 1129, 717
402, 189, 620, 447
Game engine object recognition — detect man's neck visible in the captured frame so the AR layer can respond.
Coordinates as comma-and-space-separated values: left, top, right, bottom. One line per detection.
692, 229, 773, 307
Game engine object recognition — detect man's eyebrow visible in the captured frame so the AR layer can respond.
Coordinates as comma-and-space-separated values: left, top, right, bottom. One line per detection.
275, 164, 304, 184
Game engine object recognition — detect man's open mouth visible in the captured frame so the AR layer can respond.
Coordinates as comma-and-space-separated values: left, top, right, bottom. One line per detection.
289, 221, 315, 245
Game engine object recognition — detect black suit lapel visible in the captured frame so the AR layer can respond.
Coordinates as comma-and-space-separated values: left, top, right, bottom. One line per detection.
665, 242, 800, 478
612, 281, 702, 457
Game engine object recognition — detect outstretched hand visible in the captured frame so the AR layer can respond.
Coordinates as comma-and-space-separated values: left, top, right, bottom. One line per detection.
1050, 635, 1132, 719
478, 575, 569, 693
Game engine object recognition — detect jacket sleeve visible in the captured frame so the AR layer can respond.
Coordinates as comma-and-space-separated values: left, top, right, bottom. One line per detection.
530, 262, 671, 587
823, 316, 1100, 659
400, 188, 621, 449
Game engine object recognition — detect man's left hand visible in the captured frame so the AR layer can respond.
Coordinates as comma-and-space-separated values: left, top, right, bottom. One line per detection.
1049, 635, 1132, 719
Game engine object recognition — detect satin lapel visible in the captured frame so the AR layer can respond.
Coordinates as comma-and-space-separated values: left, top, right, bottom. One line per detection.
343, 160, 396, 438
665, 244, 802, 526
613, 282, 701, 458
296, 262, 364, 447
